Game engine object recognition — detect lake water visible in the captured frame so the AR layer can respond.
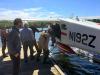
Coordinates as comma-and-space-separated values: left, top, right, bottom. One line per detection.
50, 46, 100, 75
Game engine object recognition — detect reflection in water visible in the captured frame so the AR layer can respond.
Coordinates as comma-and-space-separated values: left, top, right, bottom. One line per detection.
50, 45, 100, 75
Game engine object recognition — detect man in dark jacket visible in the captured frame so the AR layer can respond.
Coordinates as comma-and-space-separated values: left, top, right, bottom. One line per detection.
7, 18, 22, 75
30, 24, 39, 38
0, 28, 8, 58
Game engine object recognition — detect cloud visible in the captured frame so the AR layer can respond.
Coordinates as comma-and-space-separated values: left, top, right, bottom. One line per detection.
0, 7, 62, 20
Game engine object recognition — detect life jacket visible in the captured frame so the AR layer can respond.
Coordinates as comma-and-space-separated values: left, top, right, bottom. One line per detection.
38, 31, 49, 49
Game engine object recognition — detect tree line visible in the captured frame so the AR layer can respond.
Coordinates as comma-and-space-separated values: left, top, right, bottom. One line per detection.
0, 20, 49, 29
87, 19, 100, 23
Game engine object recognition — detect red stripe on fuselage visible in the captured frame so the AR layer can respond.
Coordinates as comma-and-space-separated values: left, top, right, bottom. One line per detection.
61, 32, 67, 36
57, 42, 75, 54
97, 23, 100, 25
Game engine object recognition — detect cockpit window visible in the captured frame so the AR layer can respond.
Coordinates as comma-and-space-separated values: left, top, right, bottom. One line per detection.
61, 24, 67, 30
50, 23, 61, 40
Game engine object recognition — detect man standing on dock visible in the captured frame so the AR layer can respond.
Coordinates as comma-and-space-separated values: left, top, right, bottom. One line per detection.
20, 23, 36, 63
37, 30, 50, 63
0, 28, 8, 58
7, 18, 22, 75
30, 24, 40, 38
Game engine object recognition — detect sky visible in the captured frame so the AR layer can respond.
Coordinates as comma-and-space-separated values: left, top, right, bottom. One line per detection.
0, 0, 100, 20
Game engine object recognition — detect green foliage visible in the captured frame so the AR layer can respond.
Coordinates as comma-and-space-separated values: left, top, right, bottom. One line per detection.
88, 19, 100, 23
0, 20, 13, 28
28, 21, 49, 28
0, 20, 49, 28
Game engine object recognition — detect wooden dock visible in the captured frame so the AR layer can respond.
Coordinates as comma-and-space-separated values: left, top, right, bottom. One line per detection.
0, 47, 64, 75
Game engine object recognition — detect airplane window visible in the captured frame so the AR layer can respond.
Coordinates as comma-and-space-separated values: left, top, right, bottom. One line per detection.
51, 23, 61, 40
61, 24, 67, 30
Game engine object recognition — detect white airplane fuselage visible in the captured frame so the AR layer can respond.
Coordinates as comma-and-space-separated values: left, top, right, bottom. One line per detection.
53, 19, 100, 54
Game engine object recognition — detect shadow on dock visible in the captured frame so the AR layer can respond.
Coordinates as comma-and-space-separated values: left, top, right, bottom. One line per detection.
0, 54, 59, 75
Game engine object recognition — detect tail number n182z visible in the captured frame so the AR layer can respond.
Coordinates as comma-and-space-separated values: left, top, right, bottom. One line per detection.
69, 31, 96, 48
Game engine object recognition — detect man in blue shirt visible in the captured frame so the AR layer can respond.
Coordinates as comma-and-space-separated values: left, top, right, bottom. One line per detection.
20, 24, 36, 62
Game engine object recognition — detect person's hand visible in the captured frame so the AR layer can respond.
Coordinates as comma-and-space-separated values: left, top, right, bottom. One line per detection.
15, 53, 19, 57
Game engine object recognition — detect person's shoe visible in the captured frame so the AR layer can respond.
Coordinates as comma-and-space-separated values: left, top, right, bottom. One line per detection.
24, 59, 28, 63
36, 58, 40, 62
